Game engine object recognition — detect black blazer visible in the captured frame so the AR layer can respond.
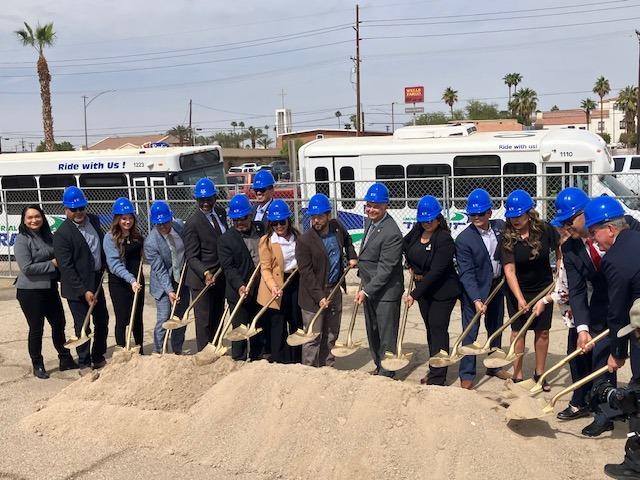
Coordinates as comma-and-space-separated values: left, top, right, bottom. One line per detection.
217, 222, 264, 304
53, 214, 105, 299
563, 214, 640, 333
601, 228, 640, 359
403, 225, 460, 301
183, 206, 227, 289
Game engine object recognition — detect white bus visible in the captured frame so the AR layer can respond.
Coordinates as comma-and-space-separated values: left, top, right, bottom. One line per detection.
298, 124, 637, 240
0, 145, 223, 252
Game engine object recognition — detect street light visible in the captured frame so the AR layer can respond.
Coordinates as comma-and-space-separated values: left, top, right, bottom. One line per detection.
83, 90, 114, 150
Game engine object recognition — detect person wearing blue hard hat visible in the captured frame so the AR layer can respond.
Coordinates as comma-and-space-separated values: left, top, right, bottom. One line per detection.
256, 200, 303, 363
296, 193, 357, 368
356, 182, 404, 378
53, 186, 109, 373
403, 196, 460, 385
455, 189, 511, 389
103, 197, 145, 353
218, 194, 267, 360
183, 177, 228, 353
144, 201, 189, 354
501, 189, 559, 388
252, 169, 276, 225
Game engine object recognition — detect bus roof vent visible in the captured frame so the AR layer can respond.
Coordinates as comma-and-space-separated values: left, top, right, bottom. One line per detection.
393, 123, 477, 139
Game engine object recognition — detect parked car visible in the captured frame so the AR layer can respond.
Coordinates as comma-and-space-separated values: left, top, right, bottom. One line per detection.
240, 162, 258, 172
612, 154, 640, 193
228, 166, 242, 174
269, 159, 291, 180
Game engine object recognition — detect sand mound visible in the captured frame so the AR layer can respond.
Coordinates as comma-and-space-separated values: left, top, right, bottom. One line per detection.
23, 358, 585, 479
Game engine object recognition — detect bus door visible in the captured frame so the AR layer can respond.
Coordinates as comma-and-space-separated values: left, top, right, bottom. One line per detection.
333, 156, 362, 232
150, 177, 168, 201
132, 178, 151, 234
570, 163, 591, 194
306, 157, 335, 199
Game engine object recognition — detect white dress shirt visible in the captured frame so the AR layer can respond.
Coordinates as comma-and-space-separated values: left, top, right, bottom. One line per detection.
270, 232, 297, 273
477, 225, 501, 278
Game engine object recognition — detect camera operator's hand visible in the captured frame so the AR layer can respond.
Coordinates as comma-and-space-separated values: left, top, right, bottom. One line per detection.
608, 354, 626, 373
577, 331, 594, 352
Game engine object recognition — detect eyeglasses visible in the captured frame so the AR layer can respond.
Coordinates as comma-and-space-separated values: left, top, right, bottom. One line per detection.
469, 210, 490, 218
68, 207, 86, 212
271, 219, 288, 226
562, 211, 583, 227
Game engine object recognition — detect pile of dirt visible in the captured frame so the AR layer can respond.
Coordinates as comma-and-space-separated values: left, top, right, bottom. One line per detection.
22, 357, 587, 479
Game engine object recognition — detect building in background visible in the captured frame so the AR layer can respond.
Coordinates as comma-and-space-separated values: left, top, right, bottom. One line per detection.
275, 108, 292, 136
89, 134, 180, 150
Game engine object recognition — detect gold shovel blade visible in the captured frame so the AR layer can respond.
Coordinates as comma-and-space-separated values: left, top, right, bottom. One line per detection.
193, 344, 220, 366
64, 333, 93, 349
331, 341, 362, 358
380, 351, 413, 371
162, 319, 184, 330
428, 352, 463, 368
484, 351, 524, 369
505, 396, 552, 421
286, 330, 320, 347
225, 325, 251, 342
457, 343, 489, 356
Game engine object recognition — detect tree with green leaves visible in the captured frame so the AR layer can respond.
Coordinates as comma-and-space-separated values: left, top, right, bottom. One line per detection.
257, 136, 274, 149
231, 121, 237, 132
335, 110, 342, 129
280, 139, 304, 159
212, 131, 244, 148
593, 76, 611, 133
246, 126, 265, 149
16, 22, 56, 152
615, 86, 638, 145
503, 73, 523, 106
466, 100, 500, 120
36, 140, 74, 152
414, 112, 449, 125
167, 125, 192, 146
580, 98, 597, 131
442, 87, 458, 118
509, 88, 538, 126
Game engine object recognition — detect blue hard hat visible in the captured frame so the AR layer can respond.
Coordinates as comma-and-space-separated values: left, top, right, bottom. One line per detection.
551, 187, 589, 225
364, 182, 389, 204
416, 195, 443, 222
62, 186, 88, 209
112, 197, 135, 215
150, 201, 173, 225
584, 195, 625, 228
267, 199, 291, 221
194, 177, 217, 198
253, 170, 275, 190
505, 189, 535, 219
307, 193, 332, 215
465, 188, 492, 215
549, 218, 562, 228
228, 194, 253, 219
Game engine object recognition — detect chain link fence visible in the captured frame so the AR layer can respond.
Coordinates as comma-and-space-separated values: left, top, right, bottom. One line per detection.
2, 171, 639, 277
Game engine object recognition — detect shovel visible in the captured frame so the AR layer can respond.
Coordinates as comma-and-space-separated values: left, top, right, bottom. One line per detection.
511, 329, 610, 395
161, 263, 188, 355
64, 272, 106, 349
483, 283, 556, 369
505, 365, 609, 421
458, 281, 555, 357
380, 273, 415, 372
112, 261, 145, 361
331, 282, 363, 358
193, 265, 261, 365
286, 266, 352, 347
226, 268, 299, 341
429, 278, 505, 368
164, 268, 223, 329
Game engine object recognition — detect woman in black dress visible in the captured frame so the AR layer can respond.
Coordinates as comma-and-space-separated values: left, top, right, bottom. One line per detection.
404, 195, 460, 386
501, 190, 559, 388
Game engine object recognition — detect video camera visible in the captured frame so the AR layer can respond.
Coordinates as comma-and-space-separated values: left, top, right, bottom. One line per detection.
588, 381, 640, 422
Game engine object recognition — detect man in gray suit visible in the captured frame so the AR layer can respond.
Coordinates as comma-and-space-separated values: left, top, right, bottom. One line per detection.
355, 183, 404, 378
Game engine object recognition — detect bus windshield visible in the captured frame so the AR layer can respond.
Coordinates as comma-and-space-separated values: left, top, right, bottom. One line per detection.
600, 174, 640, 210
176, 150, 225, 185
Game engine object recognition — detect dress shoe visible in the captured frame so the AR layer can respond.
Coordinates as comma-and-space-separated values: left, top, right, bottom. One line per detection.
460, 379, 474, 390
33, 365, 49, 379
370, 367, 380, 376
486, 370, 512, 380
556, 404, 590, 421
92, 360, 106, 370
582, 418, 614, 437
59, 357, 79, 371
604, 461, 640, 479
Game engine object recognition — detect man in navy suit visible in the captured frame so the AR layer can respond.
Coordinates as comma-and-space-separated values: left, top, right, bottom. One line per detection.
456, 189, 510, 389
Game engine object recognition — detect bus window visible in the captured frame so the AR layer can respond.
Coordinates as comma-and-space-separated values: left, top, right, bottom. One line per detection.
1, 176, 38, 215
613, 157, 626, 172
339, 166, 355, 209
453, 155, 500, 208
178, 150, 225, 186
79, 174, 128, 207
180, 150, 221, 171
39, 174, 77, 214
503, 163, 536, 200
315, 167, 330, 197
375, 165, 405, 209
631, 157, 640, 170
406, 164, 451, 208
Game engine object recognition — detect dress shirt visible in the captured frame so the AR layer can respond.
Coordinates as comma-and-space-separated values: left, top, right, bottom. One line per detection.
270, 232, 297, 273
477, 225, 501, 278
574, 237, 600, 333
254, 200, 272, 222
75, 218, 102, 271
204, 209, 226, 234
162, 229, 185, 282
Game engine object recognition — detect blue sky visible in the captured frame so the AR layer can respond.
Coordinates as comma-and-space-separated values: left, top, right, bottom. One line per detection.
0, 0, 638, 150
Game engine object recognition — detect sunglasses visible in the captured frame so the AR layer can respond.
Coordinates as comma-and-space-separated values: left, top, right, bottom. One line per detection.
254, 187, 272, 194
271, 219, 288, 226
562, 211, 583, 227
469, 210, 490, 218
233, 215, 250, 221
68, 207, 86, 212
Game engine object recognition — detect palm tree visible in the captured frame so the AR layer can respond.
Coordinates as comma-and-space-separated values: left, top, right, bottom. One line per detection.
263, 125, 269, 139
441, 87, 458, 118
167, 125, 191, 146
616, 86, 638, 144
257, 136, 274, 149
246, 126, 263, 149
231, 121, 237, 132
15, 22, 56, 151
593, 76, 611, 134
335, 110, 342, 129
503, 73, 523, 108
510, 88, 538, 126
238, 121, 245, 130
580, 98, 597, 131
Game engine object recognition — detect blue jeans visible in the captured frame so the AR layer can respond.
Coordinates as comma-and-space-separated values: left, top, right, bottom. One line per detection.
459, 288, 504, 381
153, 283, 189, 353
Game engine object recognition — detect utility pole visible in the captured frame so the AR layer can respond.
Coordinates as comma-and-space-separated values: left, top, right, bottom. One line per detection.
355, 4, 361, 136
279, 89, 287, 109
636, 30, 640, 155
20, 138, 25, 152
189, 99, 193, 146
391, 102, 395, 132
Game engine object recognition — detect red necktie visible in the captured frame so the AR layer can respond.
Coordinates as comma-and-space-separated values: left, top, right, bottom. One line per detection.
586, 239, 601, 271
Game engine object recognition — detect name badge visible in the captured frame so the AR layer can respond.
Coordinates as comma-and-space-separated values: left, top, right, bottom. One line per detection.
425, 244, 432, 251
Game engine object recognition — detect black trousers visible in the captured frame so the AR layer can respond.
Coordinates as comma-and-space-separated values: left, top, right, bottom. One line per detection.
16, 285, 72, 367
108, 275, 144, 351
191, 276, 226, 352
268, 274, 302, 364
418, 296, 457, 386
229, 297, 263, 361
67, 272, 109, 368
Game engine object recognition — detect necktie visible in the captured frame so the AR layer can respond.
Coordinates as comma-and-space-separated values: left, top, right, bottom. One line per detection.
165, 233, 182, 282
210, 213, 223, 235
586, 239, 601, 271
361, 223, 374, 250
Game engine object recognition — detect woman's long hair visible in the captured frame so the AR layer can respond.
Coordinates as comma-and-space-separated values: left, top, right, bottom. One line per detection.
266, 217, 300, 239
422, 213, 450, 233
109, 214, 143, 257
503, 209, 545, 260
18, 204, 52, 243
